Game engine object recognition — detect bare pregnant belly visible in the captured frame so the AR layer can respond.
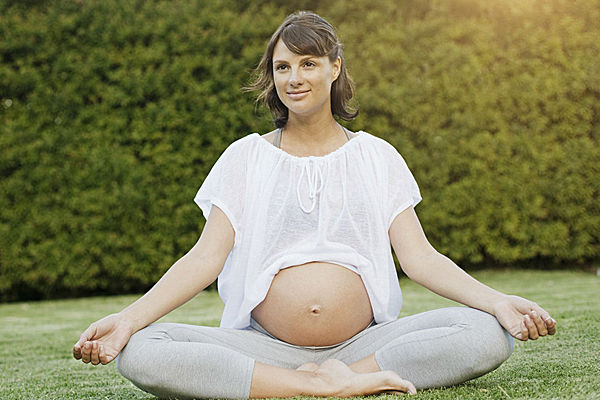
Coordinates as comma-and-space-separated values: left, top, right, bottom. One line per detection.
251, 262, 374, 346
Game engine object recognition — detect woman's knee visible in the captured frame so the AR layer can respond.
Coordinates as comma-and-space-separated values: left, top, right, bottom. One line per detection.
115, 330, 148, 385
459, 308, 514, 375
115, 323, 172, 390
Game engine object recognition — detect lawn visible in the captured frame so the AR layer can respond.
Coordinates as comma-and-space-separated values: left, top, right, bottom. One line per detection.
1, 269, 598, 400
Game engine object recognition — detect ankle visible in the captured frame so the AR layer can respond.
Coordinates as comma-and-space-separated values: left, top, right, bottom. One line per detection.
297, 370, 336, 397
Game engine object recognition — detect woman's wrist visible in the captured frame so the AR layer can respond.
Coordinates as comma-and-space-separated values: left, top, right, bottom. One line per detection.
115, 311, 142, 335
489, 294, 513, 317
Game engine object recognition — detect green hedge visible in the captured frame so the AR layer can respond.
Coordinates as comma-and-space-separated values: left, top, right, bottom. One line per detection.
1, 0, 598, 301
331, 0, 600, 265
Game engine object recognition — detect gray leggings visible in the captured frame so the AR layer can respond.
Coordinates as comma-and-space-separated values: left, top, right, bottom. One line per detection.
116, 307, 514, 399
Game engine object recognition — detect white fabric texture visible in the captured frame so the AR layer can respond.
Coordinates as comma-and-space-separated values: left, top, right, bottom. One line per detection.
194, 131, 422, 329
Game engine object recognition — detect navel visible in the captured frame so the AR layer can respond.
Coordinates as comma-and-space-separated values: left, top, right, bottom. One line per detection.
309, 304, 322, 316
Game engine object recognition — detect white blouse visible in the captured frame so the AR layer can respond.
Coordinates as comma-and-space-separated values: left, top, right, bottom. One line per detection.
194, 131, 422, 329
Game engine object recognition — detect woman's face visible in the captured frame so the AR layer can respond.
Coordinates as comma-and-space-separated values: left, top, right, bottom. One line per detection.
272, 39, 341, 121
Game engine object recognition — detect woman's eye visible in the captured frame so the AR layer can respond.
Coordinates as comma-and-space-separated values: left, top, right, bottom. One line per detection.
275, 64, 288, 71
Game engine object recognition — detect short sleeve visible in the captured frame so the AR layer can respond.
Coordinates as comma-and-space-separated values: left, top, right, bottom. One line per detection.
194, 140, 247, 234
385, 144, 422, 228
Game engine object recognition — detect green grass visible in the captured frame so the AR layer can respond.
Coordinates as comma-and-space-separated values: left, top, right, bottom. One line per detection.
1, 269, 599, 399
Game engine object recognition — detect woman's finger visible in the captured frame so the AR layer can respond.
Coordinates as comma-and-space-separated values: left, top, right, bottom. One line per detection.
545, 316, 557, 335
533, 305, 557, 335
529, 310, 548, 336
81, 341, 92, 363
90, 341, 100, 365
76, 325, 96, 349
74, 324, 98, 361
98, 344, 107, 365
523, 314, 539, 340
73, 343, 82, 360
99, 344, 115, 365
513, 319, 528, 341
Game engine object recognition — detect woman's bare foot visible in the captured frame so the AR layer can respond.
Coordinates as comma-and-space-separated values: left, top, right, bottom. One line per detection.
297, 362, 320, 372
297, 359, 417, 396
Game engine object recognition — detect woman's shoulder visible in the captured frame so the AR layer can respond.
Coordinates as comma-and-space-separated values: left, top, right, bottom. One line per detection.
354, 131, 411, 165
211, 133, 261, 164
353, 130, 396, 149
225, 129, 397, 157
258, 129, 278, 146
224, 132, 263, 150
228, 131, 278, 146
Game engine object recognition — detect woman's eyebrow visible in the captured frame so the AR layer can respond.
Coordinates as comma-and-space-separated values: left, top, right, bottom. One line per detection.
299, 55, 318, 63
273, 55, 318, 65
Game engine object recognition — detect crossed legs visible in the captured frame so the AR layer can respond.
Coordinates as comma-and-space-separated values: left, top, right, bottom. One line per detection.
116, 307, 513, 399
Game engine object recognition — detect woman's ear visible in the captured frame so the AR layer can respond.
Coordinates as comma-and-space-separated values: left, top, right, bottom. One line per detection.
332, 56, 342, 81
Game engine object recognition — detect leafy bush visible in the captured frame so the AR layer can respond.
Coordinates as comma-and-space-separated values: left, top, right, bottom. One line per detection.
329, 0, 600, 265
1, 0, 598, 301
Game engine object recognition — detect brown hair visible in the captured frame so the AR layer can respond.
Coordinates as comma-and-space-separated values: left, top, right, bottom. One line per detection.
245, 11, 359, 128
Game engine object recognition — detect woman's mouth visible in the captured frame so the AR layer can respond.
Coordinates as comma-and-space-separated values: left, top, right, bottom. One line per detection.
287, 90, 310, 100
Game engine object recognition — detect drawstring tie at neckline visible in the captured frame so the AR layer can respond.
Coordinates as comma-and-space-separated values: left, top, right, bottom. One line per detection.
297, 159, 323, 213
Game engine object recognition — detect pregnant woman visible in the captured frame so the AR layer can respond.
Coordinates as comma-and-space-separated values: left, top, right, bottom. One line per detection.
73, 11, 556, 399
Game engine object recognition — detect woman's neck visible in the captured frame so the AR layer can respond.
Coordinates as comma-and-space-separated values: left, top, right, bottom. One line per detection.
283, 112, 342, 146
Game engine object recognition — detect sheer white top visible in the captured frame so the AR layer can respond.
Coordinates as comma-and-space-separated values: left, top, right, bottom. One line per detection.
194, 131, 422, 329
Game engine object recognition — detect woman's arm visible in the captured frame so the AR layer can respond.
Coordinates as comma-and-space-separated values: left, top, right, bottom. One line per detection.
389, 207, 556, 341
73, 205, 235, 364
117, 204, 234, 332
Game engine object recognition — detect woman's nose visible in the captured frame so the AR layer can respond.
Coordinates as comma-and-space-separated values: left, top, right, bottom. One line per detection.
289, 68, 303, 86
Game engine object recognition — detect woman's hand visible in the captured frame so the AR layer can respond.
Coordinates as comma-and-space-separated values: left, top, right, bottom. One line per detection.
73, 313, 134, 365
492, 295, 557, 341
